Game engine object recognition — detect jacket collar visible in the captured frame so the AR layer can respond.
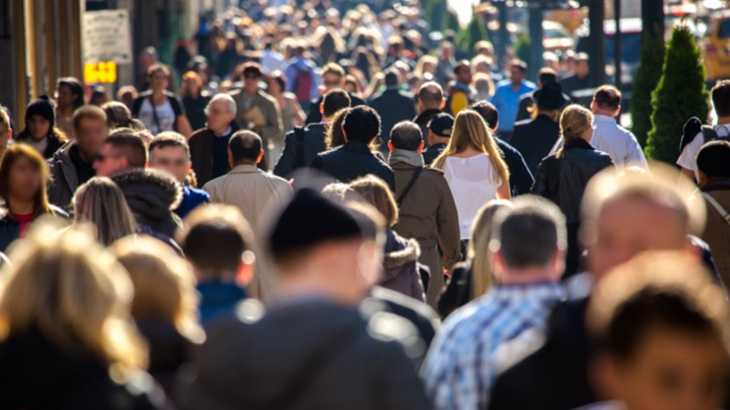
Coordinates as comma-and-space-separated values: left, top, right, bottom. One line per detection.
388, 149, 424, 168
229, 164, 262, 174
342, 141, 372, 154
414, 109, 441, 123
564, 138, 594, 151
702, 177, 730, 192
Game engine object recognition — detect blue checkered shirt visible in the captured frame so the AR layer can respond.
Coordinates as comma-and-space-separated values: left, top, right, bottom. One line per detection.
422, 282, 564, 410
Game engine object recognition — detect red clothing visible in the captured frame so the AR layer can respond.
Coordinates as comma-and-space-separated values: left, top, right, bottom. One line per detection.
14, 213, 34, 238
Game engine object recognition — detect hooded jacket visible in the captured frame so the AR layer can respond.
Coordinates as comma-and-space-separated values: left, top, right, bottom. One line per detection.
111, 168, 183, 238
181, 300, 433, 410
382, 229, 425, 302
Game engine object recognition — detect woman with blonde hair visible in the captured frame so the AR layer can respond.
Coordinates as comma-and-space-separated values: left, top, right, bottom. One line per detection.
433, 110, 510, 249
532, 104, 613, 276
74, 177, 138, 246
437, 200, 512, 318
347, 175, 425, 301
113, 236, 204, 395
325, 107, 351, 149
0, 225, 163, 408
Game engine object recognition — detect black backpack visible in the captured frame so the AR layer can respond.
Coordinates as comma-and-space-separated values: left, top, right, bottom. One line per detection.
680, 116, 730, 155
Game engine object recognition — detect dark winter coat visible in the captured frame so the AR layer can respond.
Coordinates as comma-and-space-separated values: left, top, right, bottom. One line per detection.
436, 262, 473, 319
0, 205, 68, 252
111, 168, 183, 238
381, 229, 425, 302
0, 329, 166, 410
183, 94, 211, 132
369, 88, 417, 148
311, 141, 396, 191
413, 109, 442, 143
273, 122, 327, 178
188, 121, 240, 187
510, 114, 561, 176
136, 319, 193, 398
196, 281, 247, 327
181, 300, 433, 410
48, 142, 81, 211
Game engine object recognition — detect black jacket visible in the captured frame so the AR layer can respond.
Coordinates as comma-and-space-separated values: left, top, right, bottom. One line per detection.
306, 92, 366, 124
0, 205, 68, 252
16, 130, 65, 160
515, 90, 571, 123
111, 168, 183, 238
369, 88, 417, 148
413, 109, 442, 141
0, 329, 165, 410
311, 141, 396, 191
273, 123, 327, 178
421, 143, 447, 167
181, 300, 433, 410
136, 319, 193, 397
488, 298, 595, 410
510, 114, 561, 176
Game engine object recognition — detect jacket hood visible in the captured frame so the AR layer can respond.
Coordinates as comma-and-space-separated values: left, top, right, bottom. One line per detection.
383, 230, 420, 275
111, 168, 183, 219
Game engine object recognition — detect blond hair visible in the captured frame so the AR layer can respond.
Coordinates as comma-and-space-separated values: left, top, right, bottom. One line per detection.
469, 200, 513, 299
557, 104, 593, 159
0, 224, 146, 378
346, 175, 398, 228
74, 177, 138, 246
433, 110, 509, 184
112, 236, 205, 344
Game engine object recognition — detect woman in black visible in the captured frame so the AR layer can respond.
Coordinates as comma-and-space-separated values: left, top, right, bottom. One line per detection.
14, 97, 67, 159
532, 104, 613, 277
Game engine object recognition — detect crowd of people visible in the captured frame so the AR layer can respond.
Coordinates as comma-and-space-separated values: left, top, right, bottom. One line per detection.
1, 1, 730, 409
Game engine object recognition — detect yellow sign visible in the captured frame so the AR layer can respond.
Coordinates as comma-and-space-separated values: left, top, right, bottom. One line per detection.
84, 61, 117, 83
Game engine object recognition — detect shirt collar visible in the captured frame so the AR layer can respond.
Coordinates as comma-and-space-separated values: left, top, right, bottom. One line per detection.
214, 126, 232, 137
593, 114, 616, 123
229, 164, 261, 174
488, 281, 564, 301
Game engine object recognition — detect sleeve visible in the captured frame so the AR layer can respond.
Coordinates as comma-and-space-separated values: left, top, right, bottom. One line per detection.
530, 161, 549, 197
626, 131, 649, 169
489, 88, 502, 110
436, 178, 462, 269
676, 132, 704, 171
505, 150, 534, 196
273, 132, 296, 177
284, 65, 296, 93
202, 183, 219, 203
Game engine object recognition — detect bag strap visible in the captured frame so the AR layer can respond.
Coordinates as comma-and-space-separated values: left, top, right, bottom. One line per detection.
702, 126, 719, 144
149, 95, 162, 134
703, 192, 730, 225
397, 167, 424, 206
294, 127, 306, 169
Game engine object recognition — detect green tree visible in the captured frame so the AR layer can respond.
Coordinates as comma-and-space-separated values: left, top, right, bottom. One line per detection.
630, 26, 665, 148
646, 25, 709, 162
513, 32, 531, 64
455, 15, 489, 58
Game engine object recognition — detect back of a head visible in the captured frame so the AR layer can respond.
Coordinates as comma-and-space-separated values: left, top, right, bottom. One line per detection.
112, 236, 204, 343
74, 177, 138, 246
491, 195, 567, 270
0, 224, 144, 375
346, 175, 398, 228
593, 85, 622, 111
537, 67, 558, 87
177, 205, 255, 279
712, 80, 730, 117
588, 251, 730, 366
384, 69, 399, 87
150, 131, 190, 160
418, 82, 443, 109
106, 128, 148, 169
471, 100, 499, 130
390, 121, 422, 151
102, 101, 134, 129
697, 140, 730, 179
343, 106, 381, 144
322, 88, 351, 118
560, 104, 593, 143
229, 130, 262, 165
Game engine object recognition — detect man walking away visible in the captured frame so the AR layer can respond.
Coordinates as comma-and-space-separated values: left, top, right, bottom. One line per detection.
388, 121, 461, 307
370, 69, 417, 151
423, 196, 566, 410
590, 86, 647, 170
274, 88, 351, 178
421, 113, 453, 167
414, 82, 445, 141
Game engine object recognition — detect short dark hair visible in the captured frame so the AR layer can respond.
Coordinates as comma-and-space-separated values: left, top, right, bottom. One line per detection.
229, 130, 262, 164
594, 85, 622, 110
106, 128, 148, 168
147, 64, 170, 78
454, 60, 471, 75
177, 205, 255, 277
322, 88, 351, 118
697, 140, 730, 179
149, 132, 190, 161
73, 105, 107, 130
343, 106, 381, 144
242, 62, 263, 78
384, 69, 399, 87
511, 59, 528, 73
418, 82, 443, 109
471, 100, 499, 130
390, 121, 422, 151
491, 195, 566, 269
538, 67, 558, 86
712, 80, 730, 117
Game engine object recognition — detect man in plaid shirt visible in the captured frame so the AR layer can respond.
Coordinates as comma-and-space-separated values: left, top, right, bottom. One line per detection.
422, 196, 566, 410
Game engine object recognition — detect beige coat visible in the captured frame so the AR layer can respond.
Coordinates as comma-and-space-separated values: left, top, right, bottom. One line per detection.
228, 89, 284, 166
701, 185, 730, 287
203, 164, 293, 303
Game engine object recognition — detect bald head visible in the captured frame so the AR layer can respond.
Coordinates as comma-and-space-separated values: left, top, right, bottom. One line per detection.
592, 85, 622, 117
418, 81, 444, 110
229, 131, 263, 165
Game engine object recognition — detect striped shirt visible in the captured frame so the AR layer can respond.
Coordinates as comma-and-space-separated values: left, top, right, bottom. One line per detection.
422, 282, 564, 410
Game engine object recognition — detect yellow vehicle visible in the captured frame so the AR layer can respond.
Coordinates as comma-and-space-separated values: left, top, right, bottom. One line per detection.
704, 11, 730, 83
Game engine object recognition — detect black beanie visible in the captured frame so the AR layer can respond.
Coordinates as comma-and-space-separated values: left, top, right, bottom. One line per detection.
268, 188, 378, 259
25, 96, 56, 130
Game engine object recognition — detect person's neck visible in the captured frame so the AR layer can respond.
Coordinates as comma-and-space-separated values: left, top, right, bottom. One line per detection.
422, 105, 440, 113
196, 269, 237, 284
210, 124, 230, 135
717, 115, 730, 125
277, 271, 361, 307
594, 110, 616, 118
511, 80, 522, 90
151, 89, 164, 99
233, 160, 257, 168
8, 197, 34, 215
58, 106, 74, 116
428, 137, 449, 147
499, 267, 557, 285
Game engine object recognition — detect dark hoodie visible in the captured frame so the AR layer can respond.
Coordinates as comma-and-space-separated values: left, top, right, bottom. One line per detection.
0, 329, 165, 410
111, 168, 183, 238
181, 300, 433, 410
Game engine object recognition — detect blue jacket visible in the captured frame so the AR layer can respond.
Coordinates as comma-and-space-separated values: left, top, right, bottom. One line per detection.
175, 185, 209, 219
197, 281, 247, 327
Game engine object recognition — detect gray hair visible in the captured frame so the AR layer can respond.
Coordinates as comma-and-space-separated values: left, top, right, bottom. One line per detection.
206, 94, 237, 116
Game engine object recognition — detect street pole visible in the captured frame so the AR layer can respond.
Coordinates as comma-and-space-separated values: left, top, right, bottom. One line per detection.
529, 6, 544, 82
614, 0, 622, 90
588, 0, 606, 87
641, 0, 664, 43
497, 2, 509, 68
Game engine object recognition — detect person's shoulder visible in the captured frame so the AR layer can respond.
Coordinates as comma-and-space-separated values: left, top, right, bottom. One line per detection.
257, 90, 278, 104
50, 205, 70, 219
187, 185, 210, 200
188, 127, 211, 141
137, 90, 153, 98
423, 166, 445, 177
513, 118, 533, 129
495, 79, 511, 88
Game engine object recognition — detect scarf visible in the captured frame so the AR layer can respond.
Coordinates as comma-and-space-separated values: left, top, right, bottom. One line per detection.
388, 149, 424, 168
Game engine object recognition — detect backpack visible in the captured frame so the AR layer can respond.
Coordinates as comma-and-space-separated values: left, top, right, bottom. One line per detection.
680, 116, 730, 155
292, 66, 313, 102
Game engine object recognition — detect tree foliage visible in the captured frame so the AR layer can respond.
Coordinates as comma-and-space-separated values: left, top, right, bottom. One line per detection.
646, 25, 709, 162
630, 26, 665, 148
513, 32, 531, 64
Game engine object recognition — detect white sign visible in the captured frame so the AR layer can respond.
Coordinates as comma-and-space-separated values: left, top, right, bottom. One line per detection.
83, 10, 132, 64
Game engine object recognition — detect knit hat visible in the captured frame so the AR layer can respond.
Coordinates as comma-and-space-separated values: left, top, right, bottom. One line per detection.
25, 96, 56, 129
534, 81, 567, 111
268, 188, 378, 259
428, 113, 454, 138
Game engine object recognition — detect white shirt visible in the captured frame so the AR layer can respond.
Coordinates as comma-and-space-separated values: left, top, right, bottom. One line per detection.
677, 123, 730, 171
591, 114, 648, 170
260, 50, 285, 75
443, 155, 502, 239
138, 98, 176, 135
